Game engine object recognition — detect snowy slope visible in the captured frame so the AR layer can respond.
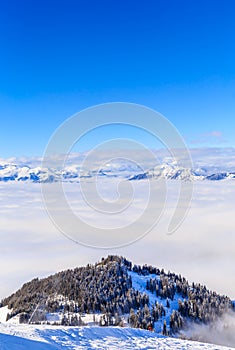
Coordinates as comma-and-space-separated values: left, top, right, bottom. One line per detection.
0, 306, 11, 323
1, 269, 234, 349
128, 271, 184, 334
1, 256, 235, 347
0, 333, 57, 350
0, 324, 234, 350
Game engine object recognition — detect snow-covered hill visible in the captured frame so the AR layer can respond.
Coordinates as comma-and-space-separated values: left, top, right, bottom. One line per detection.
1, 255, 235, 348
1, 161, 235, 183
0, 324, 234, 350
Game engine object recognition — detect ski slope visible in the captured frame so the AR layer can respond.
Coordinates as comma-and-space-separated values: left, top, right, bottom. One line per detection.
0, 324, 234, 350
128, 270, 185, 334
1, 270, 234, 349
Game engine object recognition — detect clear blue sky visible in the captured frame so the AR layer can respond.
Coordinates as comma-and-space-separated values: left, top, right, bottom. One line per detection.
0, 0, 235, 157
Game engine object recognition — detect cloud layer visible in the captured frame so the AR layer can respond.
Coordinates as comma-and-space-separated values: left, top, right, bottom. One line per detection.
183, 311, 235, 348
0, 177, 235, 302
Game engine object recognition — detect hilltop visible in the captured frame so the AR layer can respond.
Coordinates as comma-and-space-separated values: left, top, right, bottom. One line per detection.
1, 255, 234, 346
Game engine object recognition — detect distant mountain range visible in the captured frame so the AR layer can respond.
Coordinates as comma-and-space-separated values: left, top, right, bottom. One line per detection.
129, 164, 235, 182
0, 161, 235, 183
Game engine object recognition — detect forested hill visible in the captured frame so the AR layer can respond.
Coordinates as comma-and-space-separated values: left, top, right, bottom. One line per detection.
1, 255, 234, 338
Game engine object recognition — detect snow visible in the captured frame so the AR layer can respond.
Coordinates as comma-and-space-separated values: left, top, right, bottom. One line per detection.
0, 324, 234, 349
1, 161, 235, 183
0, 333, 57, 350
0, 271, 234, 349
1, 270, 234, 348
128, 270, 185, 333
0, 306, 11, 323
44, 311, 105, 326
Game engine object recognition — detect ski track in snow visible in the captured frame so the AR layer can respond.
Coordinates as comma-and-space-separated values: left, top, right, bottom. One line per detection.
0, 324, 234, 350
0, 271, 234, 349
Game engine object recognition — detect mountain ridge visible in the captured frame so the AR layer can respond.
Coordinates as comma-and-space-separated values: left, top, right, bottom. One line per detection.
1, 255, 234, 347
1, 162, 235, 183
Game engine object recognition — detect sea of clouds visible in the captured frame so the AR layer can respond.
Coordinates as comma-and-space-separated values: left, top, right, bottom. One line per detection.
0, 179, 235, 300
1, 148, 235, 348
0, 148, 235, 303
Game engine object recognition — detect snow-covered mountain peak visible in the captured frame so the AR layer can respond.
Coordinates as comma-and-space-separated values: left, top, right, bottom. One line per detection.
0, 159, 235, 183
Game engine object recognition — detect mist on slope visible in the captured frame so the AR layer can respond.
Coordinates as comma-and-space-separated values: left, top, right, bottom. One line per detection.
182, 310, 235, 348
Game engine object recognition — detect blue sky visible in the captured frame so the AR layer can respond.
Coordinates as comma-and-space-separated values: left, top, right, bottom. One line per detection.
0, 0, 235, 157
